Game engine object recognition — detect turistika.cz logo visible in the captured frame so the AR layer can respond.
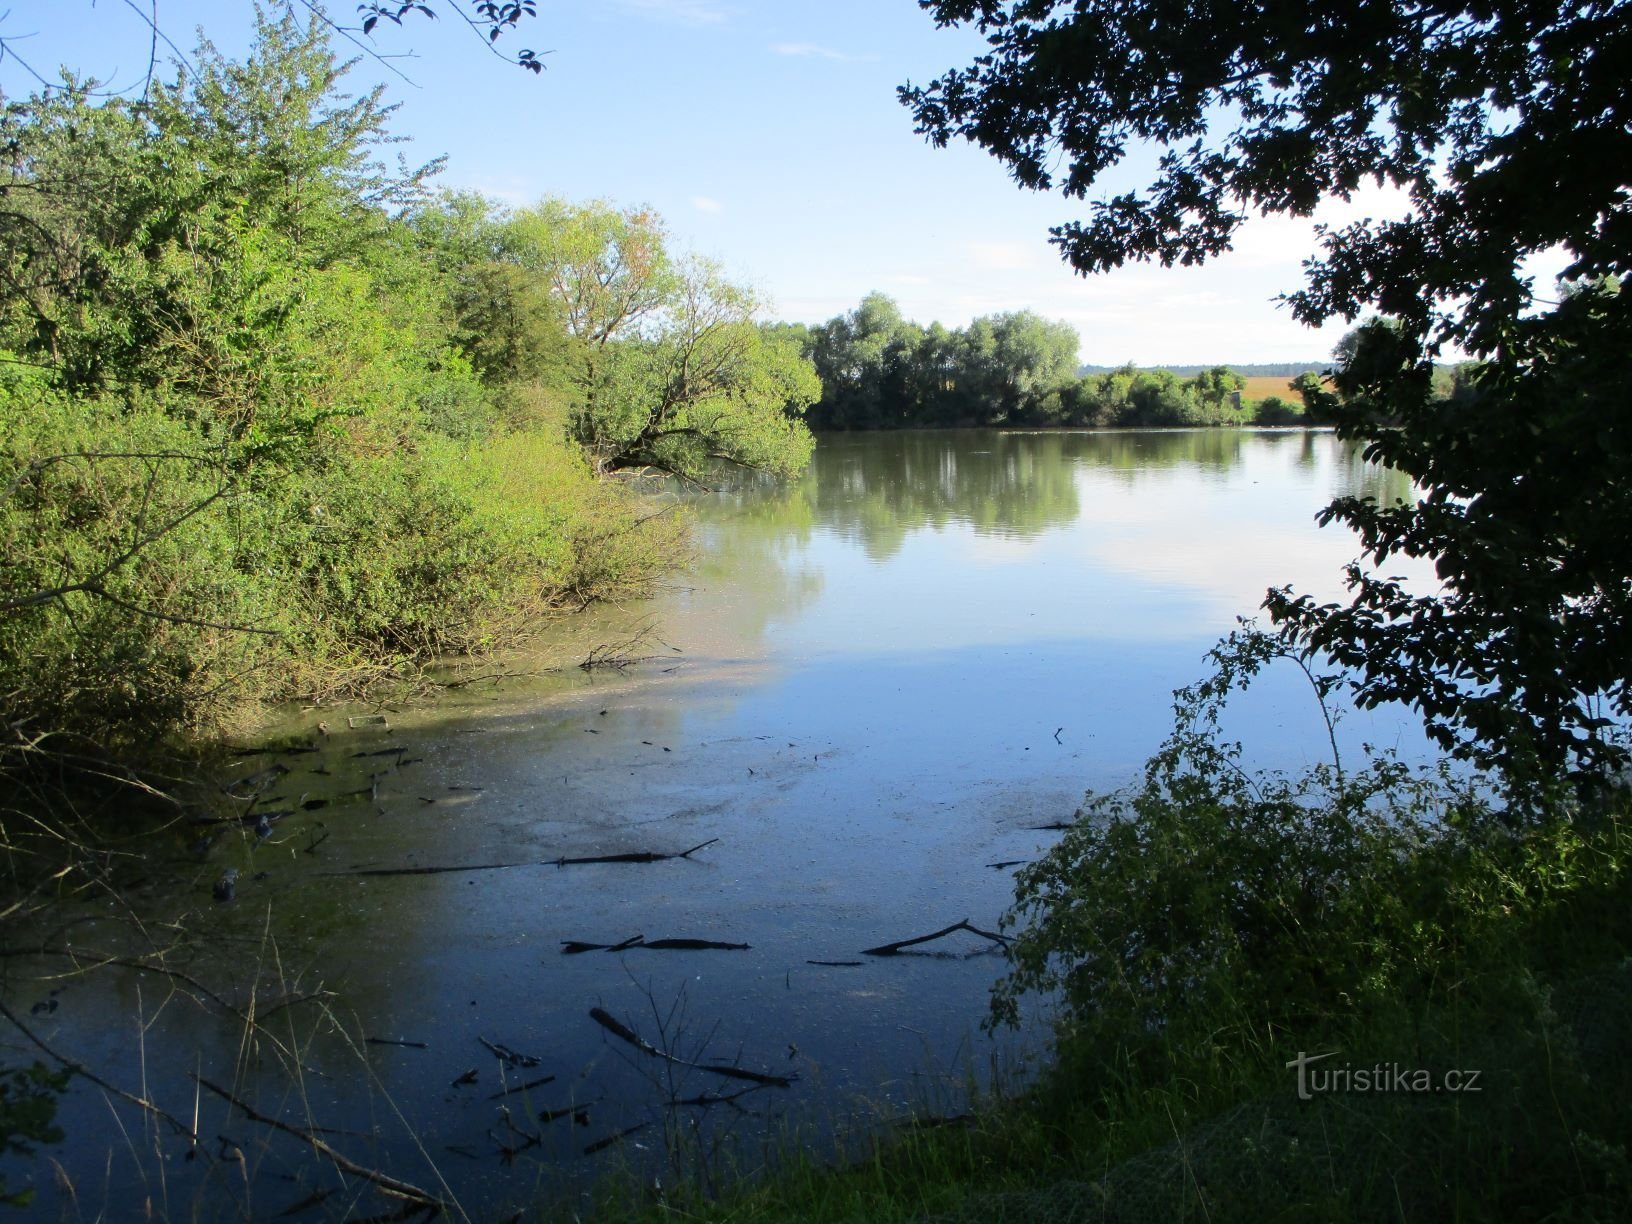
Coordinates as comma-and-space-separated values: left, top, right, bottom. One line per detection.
1286, 1051, 1483, 1100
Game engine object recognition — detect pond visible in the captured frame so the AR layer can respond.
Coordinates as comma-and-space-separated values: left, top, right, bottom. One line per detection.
1, 428, 1432, 1218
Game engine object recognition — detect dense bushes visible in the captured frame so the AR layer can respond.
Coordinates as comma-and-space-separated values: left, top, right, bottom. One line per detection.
0, 13, 799, 751
987, 627, 1632, 1218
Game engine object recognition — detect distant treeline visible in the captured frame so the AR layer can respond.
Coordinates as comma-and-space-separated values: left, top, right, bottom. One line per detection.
776, 294, 1317, 430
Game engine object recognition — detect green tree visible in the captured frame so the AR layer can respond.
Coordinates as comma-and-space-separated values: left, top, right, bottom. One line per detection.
905, 0, 1632, 789
499, 198, 816, 482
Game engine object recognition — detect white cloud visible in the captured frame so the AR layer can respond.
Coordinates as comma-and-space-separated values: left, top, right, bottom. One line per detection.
615, 0, 727, 25
691, 195, 724, 214
770, 42, 876, 63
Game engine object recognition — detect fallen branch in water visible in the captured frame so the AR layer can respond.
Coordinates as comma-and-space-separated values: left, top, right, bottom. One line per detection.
583, 1120, 650, 1156
478, 1037, 540, 1067
860, 919, 1012, 957
554, 838, 718, 867
194, 1075, 445, 1210
323, 861, 530, 878
0, 998, 196, 1139
560, 935, 748, 954
487, 1074, 556, 1100
328, 838, 720, 878
561, 934, 645, 955
588, 1007, 796, 1087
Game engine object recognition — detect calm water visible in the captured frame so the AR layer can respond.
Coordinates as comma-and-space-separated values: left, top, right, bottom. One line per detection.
3, 429, 1429, 1218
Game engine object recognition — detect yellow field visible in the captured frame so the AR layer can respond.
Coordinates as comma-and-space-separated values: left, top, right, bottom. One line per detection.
1240, 375, 1302, 402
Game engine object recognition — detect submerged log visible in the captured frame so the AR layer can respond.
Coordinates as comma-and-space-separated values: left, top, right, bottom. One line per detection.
860, 919, 1012, 957
588, 1007, 796, 1087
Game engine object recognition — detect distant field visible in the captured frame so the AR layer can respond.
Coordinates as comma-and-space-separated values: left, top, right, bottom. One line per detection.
1241, 375, 1302, 402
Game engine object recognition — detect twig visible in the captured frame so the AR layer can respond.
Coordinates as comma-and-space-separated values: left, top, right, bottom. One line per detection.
588, 1007, 796, 1087
0, 998, 195, 1138
486, 1074, 556, 1100
193, 1076, 446, 1210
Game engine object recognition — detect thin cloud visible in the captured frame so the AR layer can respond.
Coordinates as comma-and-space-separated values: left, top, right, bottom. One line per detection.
770, 42, 877, 63
692, 195, 724, 214
616, 0, 728, 25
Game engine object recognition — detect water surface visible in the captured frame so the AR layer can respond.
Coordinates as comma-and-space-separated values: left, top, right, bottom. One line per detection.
2, 429, 1429, 1218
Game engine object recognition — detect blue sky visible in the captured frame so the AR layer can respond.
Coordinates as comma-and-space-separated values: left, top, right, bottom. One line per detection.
5, 0, 1397, 365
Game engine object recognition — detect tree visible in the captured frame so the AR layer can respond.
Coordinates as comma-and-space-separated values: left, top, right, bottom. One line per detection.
904, 0, 1632, 790
499, 199, 817, 483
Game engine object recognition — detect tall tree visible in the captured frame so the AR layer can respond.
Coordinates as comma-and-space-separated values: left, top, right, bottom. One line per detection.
499, 198, 816, 482
904, 0, 1632, 788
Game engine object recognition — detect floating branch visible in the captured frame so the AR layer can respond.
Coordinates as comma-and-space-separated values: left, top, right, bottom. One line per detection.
561, 935, 645, 955
194, 1076, 444, 1210
861, 919, 1012, 957
1028, 820, 1075, 831
588, 1007, 795, 1087
583, 1120, 650, 1156
324, 861, 530, 878
985, 859, 1031, 870
670, 1084, 768, 1109
805, 959, 864, 967
487, 1074, 557, 1100
479, 1037, 540, 1068
554, 838, 718, 867
365, 1037, 427, 1050
560, 935, 748, 954
328, 839, 720, 878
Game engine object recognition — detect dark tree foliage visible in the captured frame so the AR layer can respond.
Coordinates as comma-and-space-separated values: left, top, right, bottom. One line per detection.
904, 0, 1632, 788
356, 1, 547, 71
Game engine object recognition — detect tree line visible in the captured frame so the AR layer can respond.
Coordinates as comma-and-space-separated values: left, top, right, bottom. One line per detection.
783, 293, 1316, 430
0, 11, 815, 749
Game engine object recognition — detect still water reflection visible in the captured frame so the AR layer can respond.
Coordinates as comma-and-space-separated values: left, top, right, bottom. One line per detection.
3, 430, 1429, 1218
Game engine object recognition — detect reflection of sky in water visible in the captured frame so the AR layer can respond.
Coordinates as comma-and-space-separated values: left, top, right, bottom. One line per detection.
752, 430, 1436, 656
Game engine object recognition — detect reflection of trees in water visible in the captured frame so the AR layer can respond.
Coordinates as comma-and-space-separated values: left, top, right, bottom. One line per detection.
690, 481, 825, 642
801, 431, 1086, 560
767, 428, 1412, 560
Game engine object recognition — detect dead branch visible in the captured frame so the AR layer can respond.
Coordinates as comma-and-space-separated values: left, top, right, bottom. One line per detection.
486, 1074, 556, 1100
0, 998, 196, 1138
554, 837, 718, 867
588, 1007, 795, 1087
560, 935, 748, 954
193, 1076, 445, 1210
860, 919, 1013, 957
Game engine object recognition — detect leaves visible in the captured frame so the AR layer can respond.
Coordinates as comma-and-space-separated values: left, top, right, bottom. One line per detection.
907, 1, 1632, 791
